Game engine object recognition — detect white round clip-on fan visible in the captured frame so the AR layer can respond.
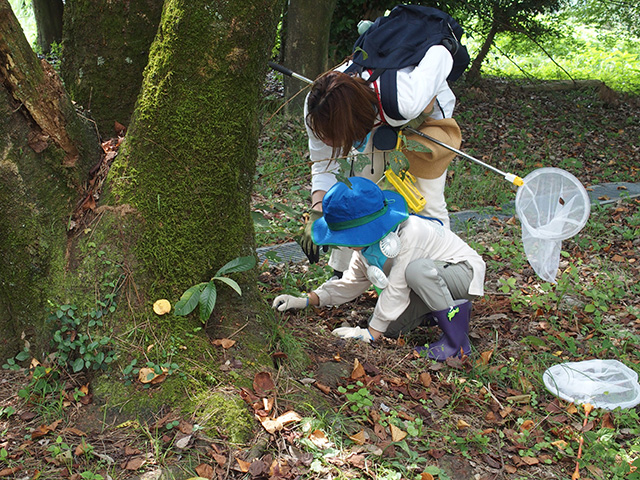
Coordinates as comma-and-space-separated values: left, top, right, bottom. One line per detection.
515, 167, 591, 283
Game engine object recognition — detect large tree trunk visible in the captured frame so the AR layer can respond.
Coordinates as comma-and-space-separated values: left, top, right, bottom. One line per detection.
32, 0, 63, 54
0, 0, 100, 358
60, 0, 164, 137
2, 0, 284, 442
282, 0, 337, 114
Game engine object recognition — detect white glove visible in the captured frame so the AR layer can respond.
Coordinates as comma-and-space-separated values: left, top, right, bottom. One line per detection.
272, 294, 309, 312
331, 326, 374, 343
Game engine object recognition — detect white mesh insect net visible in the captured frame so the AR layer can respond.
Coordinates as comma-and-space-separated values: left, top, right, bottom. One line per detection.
515, 167, 591, 283
543, 359, 640, 410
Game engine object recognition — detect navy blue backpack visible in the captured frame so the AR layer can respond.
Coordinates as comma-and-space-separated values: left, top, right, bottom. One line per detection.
344, 5, 470, 122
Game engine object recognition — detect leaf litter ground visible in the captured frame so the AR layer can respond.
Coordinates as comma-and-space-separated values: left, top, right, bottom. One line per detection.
1, 78, 639, 480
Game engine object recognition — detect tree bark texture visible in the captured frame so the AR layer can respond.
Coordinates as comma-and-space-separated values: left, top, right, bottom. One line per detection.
103, 0, 284, 307
282, 0, 337, 114
32, 0, 63, 54
0, 0, 100, 358
61, 0, 164, 137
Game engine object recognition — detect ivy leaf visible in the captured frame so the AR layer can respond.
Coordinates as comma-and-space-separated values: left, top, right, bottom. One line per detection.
174, 283, 206, 316
215, 256, 256, 276
198, 282, 217, 323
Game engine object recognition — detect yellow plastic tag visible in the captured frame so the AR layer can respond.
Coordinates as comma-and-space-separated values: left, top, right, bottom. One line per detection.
384, 169, 426, 213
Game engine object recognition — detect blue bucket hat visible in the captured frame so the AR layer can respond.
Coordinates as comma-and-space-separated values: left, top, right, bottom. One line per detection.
312, 177, 409, 247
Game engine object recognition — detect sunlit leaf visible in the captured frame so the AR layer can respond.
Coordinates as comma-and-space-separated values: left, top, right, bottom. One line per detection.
174, 283, 206, 316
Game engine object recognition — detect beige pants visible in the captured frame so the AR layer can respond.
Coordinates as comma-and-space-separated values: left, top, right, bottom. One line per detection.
384, 259, 476, 338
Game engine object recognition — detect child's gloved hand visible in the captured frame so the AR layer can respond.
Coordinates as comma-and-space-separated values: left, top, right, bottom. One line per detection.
331, 326, 374, 343
272, 294, 309, 312
298, 209, 323, 264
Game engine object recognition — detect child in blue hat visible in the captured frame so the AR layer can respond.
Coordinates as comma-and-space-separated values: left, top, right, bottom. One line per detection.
273, 177, 485, 361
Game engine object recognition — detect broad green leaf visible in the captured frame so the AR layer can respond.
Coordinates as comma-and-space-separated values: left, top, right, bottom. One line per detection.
273, 202, 300, 218
72, 358, 85, 373
404, 138, 431, 153
174, 283, 206, 316
213, 276, 242, 296
252, 203, 277, 213
251, 211, 272, 229
15, 350, 30, 361
198, 282, 217, 323
215, 256, 256, 276
388, 151, 410, 174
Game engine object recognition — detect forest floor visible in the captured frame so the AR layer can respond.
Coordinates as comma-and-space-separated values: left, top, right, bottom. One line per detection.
0, 77, 639, 480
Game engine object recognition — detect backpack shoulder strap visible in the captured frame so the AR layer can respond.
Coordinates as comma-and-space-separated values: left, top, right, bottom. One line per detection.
379, 70, 404, 122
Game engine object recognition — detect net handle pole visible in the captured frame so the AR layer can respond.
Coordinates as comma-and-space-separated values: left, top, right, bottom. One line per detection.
268, 61, 314, 84
404, 127, 523, 186
267, 63, 524, 187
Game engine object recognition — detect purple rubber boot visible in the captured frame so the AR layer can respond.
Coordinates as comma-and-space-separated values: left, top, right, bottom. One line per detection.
415, 300, 472, 361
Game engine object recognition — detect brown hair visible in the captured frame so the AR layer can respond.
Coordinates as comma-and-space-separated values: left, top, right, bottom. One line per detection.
306, 71, 378, 158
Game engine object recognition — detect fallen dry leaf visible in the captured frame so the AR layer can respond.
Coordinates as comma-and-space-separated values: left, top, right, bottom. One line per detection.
478, 349, 493, 366
348, 430, 366, 445
122, 456, 145, 471
236, 458, 251, 473
351, 358, 365, 379
420, 473, 434, 480
211, 338, 236, 349
419, 372, 432, 387
390, 424, 407, 442
258, 410, 301, 434
520, 456, 539, 466
520, 419, 535, 431
0, 467, 22, 477
457, 419, 471, 429
138, 366, 168, 384
253, 371, 275, 397
153, 299, 171, 315
194, 463, 214, 480
309, 429, 333, 449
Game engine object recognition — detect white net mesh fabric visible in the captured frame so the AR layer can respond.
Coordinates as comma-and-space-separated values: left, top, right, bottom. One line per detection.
543, 359, 640, 410
515, 168, 590, 283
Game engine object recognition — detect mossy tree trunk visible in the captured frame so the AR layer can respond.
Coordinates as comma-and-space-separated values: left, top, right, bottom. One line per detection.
0, 0, 100, 359
105, 0, 282, 299
60, 0, 164, 137
282, 0, 337, 115
32, 0, 63, 54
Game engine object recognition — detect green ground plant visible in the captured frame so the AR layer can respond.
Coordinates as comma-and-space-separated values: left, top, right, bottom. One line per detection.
173, 256, 256, 323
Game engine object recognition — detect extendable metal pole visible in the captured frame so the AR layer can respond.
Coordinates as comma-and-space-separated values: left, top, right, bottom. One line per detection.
268, 62, 524, 186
